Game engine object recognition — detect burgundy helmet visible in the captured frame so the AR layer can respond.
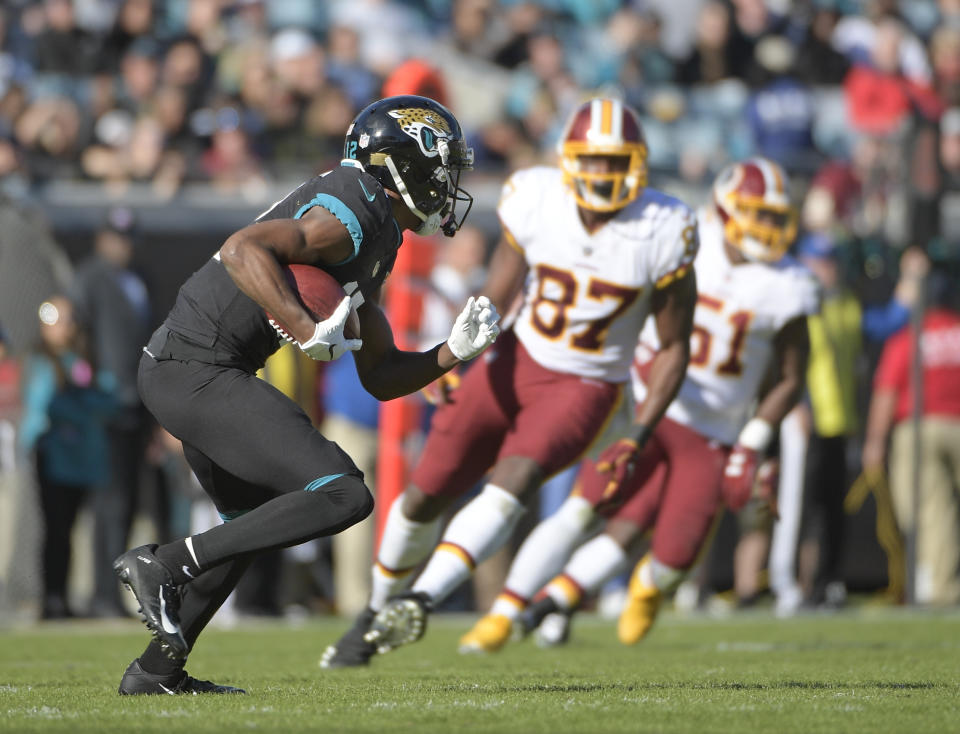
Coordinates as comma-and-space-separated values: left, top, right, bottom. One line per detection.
557, 97, 648, 212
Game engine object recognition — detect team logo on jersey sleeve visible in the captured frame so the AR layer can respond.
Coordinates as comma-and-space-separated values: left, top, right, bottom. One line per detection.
388, 107, 453, 159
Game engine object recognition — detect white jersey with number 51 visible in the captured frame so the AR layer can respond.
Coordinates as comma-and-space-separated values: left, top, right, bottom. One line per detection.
633, 208, 821, 445
498, 166, 698, 383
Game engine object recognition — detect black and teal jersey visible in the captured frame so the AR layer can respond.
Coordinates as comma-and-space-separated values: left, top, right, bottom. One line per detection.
163, 162, 402, 372
253, 162, 401, 300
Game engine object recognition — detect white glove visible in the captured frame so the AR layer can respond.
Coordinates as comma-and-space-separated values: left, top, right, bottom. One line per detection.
298, 296, 363, 362
446, 295, 500, 361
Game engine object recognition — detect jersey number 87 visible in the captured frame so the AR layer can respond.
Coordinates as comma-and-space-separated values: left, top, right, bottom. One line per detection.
530, 264, 641, 353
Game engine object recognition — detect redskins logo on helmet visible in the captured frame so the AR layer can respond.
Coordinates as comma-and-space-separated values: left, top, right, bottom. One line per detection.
557, 98, 648, 212
713, 158, 797, 262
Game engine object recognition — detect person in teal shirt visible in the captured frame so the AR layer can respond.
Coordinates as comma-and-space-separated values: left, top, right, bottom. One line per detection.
19, 296, 116, 619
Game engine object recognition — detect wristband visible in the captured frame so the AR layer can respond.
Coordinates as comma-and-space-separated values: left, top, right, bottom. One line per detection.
626, 422, 653, 449
736, 417, 774, 452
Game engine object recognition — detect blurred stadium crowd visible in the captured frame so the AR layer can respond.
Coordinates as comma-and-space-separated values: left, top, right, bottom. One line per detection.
1, 0, 959, 624
0, 0, 956, 194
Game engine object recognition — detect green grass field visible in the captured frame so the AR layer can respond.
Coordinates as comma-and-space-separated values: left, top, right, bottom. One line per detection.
1, 607, 958, 734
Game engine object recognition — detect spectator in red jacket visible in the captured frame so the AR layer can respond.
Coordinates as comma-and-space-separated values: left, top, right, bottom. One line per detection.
843, 16, 944, 137
862, 275, 960, 605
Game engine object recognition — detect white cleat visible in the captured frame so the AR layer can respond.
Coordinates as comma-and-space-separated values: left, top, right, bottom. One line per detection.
534, 612, 571, 648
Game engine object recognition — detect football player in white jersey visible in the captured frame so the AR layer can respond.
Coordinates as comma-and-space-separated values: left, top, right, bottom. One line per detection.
458, 157, 821, 653
321, 98, 699, 667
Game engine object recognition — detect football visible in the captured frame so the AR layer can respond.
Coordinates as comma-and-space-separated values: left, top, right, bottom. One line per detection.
267, 264, 360, 341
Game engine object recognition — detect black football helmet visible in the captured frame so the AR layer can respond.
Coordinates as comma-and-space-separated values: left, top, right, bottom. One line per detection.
344, 95, 474, 237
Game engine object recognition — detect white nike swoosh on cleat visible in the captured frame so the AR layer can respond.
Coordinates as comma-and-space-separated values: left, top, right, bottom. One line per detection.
158, 589, 179, 634
158, 683, 175, 695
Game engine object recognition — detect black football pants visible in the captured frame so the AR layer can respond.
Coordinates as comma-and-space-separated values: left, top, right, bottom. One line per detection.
135, 352, 373, 671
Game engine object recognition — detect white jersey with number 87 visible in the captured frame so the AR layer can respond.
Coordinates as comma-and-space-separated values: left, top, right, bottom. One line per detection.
498, 166, 697, 383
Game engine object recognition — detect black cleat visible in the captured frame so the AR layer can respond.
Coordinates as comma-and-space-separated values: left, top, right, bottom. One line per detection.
364, 591, 433, 654
517, 596, 560, 637
113, 544, 188, 660
534, 611, 572, 648
118, 659, 245, 695
519, 597, 573, 648
319, 608, 378, 669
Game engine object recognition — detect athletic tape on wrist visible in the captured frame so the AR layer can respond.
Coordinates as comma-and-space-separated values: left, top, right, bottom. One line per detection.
736, 417, 774, 453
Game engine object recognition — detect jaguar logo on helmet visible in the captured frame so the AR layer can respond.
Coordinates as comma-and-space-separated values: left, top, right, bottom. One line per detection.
388, 107, 453, 160
558, 97, 648, 212
713, 157, 798, 262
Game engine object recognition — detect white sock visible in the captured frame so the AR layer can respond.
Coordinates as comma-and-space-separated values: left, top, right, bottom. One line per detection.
490, 496, 597, 619
635, 553, 686, 593
547, 534, 628, 610
413, 484, 524, 605
490, 592, 528, 620
369, 494, 441, 611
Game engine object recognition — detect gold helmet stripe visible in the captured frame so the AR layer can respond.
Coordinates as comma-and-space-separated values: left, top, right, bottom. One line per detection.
589, 99, 622, 141
590, 99, 602, 137
755, 157, 784, 196
769, 160, 784, 193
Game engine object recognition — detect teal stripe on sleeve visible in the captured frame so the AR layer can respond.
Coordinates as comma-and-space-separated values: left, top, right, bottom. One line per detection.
293, 194, 362, 264
304, 473, 346, 491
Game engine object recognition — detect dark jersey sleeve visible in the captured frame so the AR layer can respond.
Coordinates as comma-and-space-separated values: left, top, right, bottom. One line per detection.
162, 162, 405, 373
258, 164, 403, 303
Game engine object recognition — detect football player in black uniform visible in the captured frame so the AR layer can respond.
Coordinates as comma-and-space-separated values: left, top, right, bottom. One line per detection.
112, 95, 500, 695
